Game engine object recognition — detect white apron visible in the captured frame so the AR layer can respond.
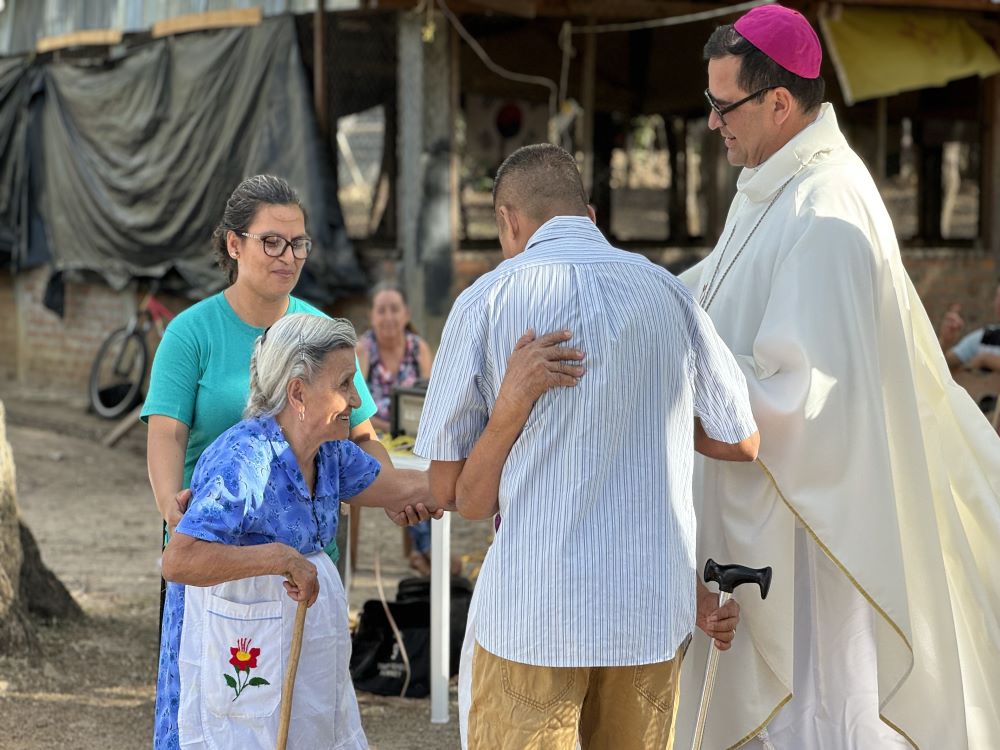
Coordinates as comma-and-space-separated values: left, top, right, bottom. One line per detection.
176, 551, 367, 750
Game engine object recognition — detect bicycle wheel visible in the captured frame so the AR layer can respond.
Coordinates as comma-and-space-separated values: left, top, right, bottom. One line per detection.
88, 327, 148, 419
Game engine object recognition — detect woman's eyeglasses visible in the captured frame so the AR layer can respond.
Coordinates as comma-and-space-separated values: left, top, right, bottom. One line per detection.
238, 231, 312, 259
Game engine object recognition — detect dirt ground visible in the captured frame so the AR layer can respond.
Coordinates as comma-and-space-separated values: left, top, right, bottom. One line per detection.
0, 384, 489, 750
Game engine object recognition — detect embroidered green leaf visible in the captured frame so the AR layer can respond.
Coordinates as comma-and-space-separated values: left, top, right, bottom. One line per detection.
224, 674, 238, 689
248, 677, 270, 686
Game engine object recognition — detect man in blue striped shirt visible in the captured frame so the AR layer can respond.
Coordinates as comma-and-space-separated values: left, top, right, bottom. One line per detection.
414, 144, 759, 750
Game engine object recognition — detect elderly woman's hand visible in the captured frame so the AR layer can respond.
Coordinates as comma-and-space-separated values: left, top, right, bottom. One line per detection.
386, 503, 445, 526
498, 329, 585, 416
280, 548, 320, 607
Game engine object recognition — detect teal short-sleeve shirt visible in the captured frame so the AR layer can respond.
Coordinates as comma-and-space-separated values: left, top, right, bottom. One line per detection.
141, 293, 377, 487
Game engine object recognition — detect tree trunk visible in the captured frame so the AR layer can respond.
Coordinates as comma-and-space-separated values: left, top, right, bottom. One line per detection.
0, 400, 82, 656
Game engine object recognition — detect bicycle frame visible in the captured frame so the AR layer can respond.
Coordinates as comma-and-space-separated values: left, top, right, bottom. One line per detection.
113, 289, 175, 376
144, 292, 175, 337
123, 290, 174, 335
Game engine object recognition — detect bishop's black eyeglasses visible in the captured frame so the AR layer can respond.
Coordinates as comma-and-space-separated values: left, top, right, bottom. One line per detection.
704, 86, 778, 126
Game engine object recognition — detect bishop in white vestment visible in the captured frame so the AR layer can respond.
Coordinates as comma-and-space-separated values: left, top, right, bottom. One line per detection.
677, 6, 1000, 749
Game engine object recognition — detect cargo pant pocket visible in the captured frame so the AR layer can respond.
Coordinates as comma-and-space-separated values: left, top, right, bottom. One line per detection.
499, 658, 577, 711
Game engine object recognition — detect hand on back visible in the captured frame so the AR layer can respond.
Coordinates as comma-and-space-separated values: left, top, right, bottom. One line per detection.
499, 329, 586, 414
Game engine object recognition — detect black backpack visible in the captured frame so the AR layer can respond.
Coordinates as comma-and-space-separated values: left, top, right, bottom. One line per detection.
350, 576, 474, 698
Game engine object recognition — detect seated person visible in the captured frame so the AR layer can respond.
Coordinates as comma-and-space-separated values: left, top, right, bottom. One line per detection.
357, 282, 437, 574
939, 281, 1000, 372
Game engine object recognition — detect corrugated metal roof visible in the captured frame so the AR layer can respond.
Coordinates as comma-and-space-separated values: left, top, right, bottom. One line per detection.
0, 0, 362, 56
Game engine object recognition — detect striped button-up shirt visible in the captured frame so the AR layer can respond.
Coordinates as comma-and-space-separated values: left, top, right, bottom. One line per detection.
415, 216, 756, 667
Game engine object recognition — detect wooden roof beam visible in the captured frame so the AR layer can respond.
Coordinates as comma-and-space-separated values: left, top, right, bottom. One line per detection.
378, 0, 740, 20
36, 28, 123, 54
151, 7, 263, 39
465, 0, 538, 18
833, 0, 1000, 12
553, 0, 731, 18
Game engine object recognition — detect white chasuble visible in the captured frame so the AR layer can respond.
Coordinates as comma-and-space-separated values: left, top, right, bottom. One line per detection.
675, 104, 1000, 750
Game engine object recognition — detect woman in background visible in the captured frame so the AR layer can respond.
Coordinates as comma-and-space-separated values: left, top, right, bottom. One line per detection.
356, 282, 436, 573
357, 282, 433, 433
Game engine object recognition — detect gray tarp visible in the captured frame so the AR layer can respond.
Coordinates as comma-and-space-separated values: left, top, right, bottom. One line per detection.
31, 15, 363, 300
0, 56, 31, 265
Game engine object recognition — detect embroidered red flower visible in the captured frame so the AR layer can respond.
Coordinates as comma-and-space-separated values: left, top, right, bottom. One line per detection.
229, 637, 260, 672
224, 637, 269, 701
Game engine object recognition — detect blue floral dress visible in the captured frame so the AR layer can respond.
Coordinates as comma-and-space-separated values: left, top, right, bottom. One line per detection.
153, 415, 380, 749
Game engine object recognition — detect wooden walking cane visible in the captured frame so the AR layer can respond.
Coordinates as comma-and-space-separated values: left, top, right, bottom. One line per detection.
692, 560, 771, 750
276, 599, 309, 750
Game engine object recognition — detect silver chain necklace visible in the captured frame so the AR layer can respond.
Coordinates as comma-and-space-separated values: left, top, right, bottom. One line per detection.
698, 176, 795, 312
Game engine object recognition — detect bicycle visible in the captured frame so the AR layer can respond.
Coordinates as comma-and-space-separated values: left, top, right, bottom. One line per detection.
88, 281, 175, 419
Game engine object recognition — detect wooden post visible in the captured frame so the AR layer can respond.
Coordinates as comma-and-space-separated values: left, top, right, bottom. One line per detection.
667, 116, 689, 242
398, 14, 424, 333
980, 75, 1000, 264
918, 138, 943, 243
398, 9, 453, 348
580, 24, 597, 196
592, 113, 614, 236
450, 23, 461, 283
875, 97, 887, 183
313, 0, 328, 139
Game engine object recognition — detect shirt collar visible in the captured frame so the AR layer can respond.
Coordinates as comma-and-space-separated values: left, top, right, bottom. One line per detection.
258, 415, 337, 502
523, 215, 609, 255
737, 103, 845, 203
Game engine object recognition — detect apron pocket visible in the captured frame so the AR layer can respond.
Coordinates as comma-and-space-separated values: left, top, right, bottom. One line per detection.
202, 594, 283, 720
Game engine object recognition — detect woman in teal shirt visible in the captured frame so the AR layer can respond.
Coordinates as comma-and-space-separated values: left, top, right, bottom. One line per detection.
143, 175, 433, 543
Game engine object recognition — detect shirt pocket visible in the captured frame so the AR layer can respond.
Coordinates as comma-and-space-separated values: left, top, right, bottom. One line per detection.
202, 594, 283, 720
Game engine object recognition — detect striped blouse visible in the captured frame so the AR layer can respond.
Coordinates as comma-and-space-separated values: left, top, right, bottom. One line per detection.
415, 216, 756, 668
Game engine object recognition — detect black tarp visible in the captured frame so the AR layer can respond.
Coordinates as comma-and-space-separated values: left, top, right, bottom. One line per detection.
29, 15, 364, 301
0, 56, 34, 269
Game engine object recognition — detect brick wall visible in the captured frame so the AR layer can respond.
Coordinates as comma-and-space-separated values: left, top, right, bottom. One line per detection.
2, 268, 137, 396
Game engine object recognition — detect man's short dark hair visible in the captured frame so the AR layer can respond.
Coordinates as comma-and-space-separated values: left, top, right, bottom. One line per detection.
492, 143, 589, 220
704, 24, 824, 114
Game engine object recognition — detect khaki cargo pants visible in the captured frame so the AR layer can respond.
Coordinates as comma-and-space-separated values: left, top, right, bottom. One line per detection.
468, 638, 689, 750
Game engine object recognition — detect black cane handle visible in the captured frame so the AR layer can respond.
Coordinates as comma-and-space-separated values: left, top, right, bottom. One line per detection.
703, 558, 772, 598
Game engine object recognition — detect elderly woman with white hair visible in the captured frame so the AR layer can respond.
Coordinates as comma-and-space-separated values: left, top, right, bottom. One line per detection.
153, 313, 443, 750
